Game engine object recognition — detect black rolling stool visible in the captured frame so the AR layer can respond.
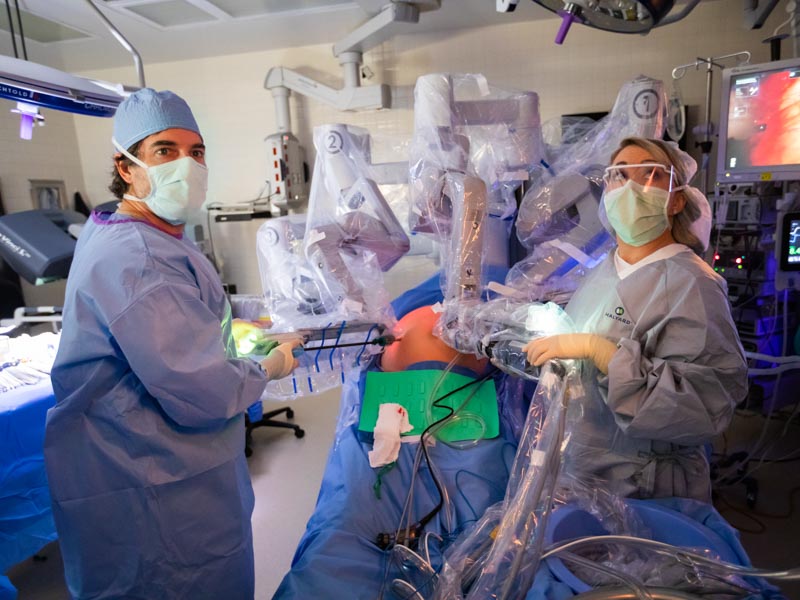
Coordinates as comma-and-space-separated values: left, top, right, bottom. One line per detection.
244, 400, 304, 457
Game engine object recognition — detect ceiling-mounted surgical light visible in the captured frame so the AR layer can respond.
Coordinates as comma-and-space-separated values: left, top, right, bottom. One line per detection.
498, 0, 700, 44
0, 0, 143, 140
0, 55, 124, 118
0, 55, 124, 139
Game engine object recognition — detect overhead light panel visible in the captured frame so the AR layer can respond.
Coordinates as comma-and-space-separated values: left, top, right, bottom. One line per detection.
0, 3, 89, 43
205, 0, 353, 19
0, 55, 124, 138
125, 0, 216, 27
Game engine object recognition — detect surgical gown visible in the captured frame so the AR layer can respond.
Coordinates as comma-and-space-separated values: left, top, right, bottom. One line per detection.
44, 211, 267, 599
562, 245, 747, 501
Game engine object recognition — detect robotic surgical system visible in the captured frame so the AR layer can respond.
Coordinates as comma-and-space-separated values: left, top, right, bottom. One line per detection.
252, 123, 410, 398
242, 73, 668, 396
408, 74, 666, 379
267, 73, 789, 600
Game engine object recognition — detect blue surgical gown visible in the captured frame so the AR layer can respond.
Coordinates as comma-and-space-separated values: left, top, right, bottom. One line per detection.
562, 246, 747, 501
44, 211, 267, 599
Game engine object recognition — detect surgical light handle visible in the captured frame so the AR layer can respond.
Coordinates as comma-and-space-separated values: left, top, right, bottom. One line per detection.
84, 0, 145, 88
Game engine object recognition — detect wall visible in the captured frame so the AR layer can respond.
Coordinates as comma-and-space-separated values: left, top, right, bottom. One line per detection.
72, 2, 788, 214
0, 95, 88, 306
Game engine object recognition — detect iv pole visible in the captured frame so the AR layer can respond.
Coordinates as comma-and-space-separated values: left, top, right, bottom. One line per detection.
671, 51, 751, 195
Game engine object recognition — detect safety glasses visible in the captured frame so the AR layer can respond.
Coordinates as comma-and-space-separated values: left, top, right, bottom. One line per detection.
602, 163, 676, 192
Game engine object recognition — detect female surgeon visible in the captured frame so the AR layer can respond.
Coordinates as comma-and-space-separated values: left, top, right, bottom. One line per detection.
523, 137, 747, 502
44, 89, 300, 600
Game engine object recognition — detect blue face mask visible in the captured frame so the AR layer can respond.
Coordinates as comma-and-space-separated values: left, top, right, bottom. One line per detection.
113, 138, 208, 225
602, 180, 671, 247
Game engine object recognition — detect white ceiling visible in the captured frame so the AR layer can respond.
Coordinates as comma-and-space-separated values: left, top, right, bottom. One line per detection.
0, 0, 554, 74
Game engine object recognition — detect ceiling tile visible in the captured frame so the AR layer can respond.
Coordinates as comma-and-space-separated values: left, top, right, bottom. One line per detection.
125, 0, 217, 28
0, 3, 89, 43
205, 0, 353, 19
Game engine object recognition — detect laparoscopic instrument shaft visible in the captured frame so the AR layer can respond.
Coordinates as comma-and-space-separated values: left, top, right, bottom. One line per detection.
303, 334, 399, 352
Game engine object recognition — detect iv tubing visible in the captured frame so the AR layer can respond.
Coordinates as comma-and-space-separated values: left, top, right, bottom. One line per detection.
542, 535, 800, 580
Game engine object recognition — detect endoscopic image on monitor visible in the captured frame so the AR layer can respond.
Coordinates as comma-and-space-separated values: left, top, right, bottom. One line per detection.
724, 67, 800, 171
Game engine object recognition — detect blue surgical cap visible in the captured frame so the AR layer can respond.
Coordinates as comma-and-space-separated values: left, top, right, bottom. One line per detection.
113, 88, 201, 150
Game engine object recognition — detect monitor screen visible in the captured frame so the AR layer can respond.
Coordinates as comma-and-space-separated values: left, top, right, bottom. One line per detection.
718, 58, 800, 184
780, 211, 800, 272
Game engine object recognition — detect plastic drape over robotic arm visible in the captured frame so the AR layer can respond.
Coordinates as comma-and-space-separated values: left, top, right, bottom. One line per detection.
408, 74, 545, 354
258, 123, 409, 331
508, 75, 667, 304
407, 75, 668, 383
410, 73, 544, 225
254, 124, 410, 398
305, 124, 410, 316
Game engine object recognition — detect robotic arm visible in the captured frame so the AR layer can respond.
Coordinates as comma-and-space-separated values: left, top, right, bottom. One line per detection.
508, 75, 667, 303
511, 171, 610, 303
408, 73, 544, 354
304, 124, 410, 314
258, 123, 409, 331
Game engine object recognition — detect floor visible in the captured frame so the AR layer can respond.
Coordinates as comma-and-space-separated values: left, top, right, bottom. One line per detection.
710, 403, 800, 599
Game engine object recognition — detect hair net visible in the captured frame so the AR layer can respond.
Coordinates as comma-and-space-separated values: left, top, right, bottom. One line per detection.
683, 186, 712, 250
112, 88, 201, 150
666, 140, 697, 183
666, 141, 713, 251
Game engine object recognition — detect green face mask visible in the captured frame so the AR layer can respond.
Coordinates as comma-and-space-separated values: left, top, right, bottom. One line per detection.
602, 180, 671, 247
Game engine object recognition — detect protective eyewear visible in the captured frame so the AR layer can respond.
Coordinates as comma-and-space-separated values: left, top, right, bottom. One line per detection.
602, 163, 676, 192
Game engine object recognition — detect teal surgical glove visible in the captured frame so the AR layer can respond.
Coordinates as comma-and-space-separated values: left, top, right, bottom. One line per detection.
252, 339, 280, 356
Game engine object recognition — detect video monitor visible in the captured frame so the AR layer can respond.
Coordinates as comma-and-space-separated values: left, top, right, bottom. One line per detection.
717, 58, 800, 184
779, 211, 800, 273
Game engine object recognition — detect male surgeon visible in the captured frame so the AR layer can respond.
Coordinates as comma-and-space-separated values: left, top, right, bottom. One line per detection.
44, 88, 298, 599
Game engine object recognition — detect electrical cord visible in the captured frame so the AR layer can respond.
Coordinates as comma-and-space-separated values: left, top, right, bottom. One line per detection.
718, 331, 793, 486
13, 0, 27, 60
719, 485, 800, 523
724, 314, 800, 486
720, 441, 800, 491
715, 493, 767, 534
392, 355, 473, 540
4, 0, 18, 59
727, 403, 800, 447
734, 405, 800, 420
419, 370, 497, 525
754, 448, 800, 463
772, 6, 797, 37
375, 368, 498, 551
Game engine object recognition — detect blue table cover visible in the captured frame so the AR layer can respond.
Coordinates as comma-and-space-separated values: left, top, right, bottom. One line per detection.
0, 380, 58, 600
